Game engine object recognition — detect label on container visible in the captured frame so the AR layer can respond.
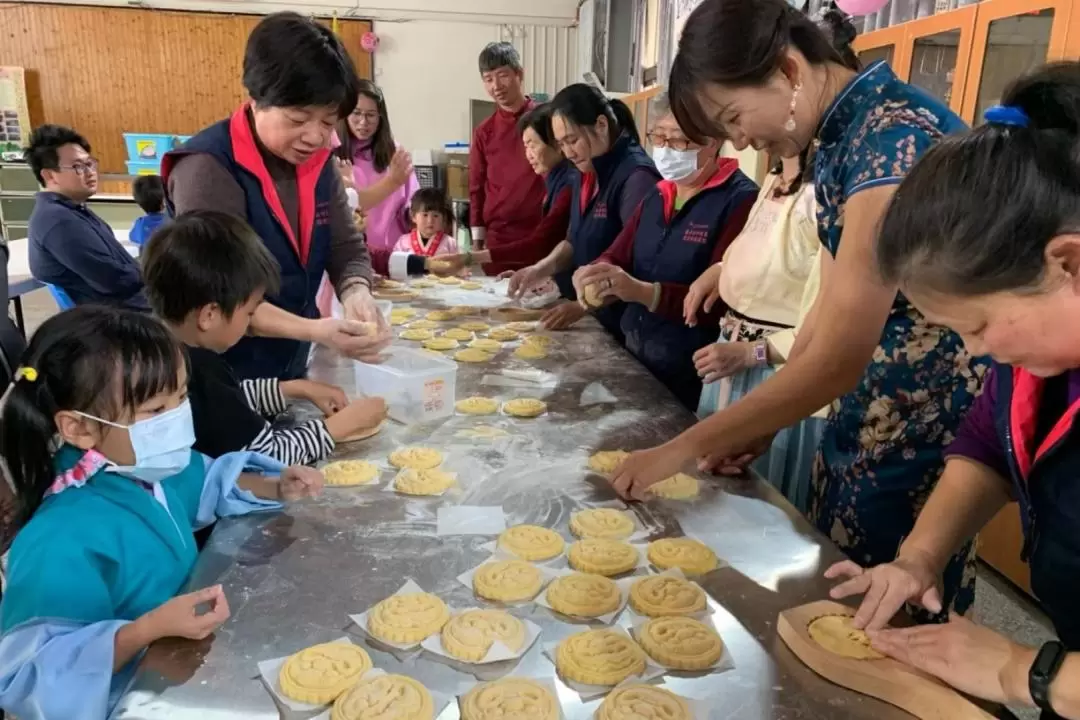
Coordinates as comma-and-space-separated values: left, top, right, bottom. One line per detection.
423, 379, 445, 414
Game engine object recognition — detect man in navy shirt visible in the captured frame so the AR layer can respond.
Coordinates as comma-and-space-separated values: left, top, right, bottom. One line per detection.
25, 125, 149, 310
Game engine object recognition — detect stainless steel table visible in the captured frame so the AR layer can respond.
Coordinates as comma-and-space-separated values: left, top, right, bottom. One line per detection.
114, 293, 1001, 720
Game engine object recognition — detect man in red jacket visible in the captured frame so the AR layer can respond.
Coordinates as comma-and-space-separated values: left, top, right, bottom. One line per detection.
469, 43, 546, 256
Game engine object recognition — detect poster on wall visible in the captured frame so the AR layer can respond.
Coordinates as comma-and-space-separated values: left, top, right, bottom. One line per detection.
0, 67, 31, 161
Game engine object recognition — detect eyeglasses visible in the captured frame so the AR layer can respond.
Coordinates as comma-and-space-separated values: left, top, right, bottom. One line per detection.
58, 158, 99, 176
351, 111, 379, 123
647, 133, 695, 151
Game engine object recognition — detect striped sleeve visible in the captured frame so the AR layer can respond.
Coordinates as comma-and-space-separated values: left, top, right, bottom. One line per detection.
240, 379, 289, 418
243, 418, 336, 466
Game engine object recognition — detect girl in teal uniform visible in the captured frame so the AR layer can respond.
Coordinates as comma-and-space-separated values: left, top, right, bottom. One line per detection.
0, 306, 323, 720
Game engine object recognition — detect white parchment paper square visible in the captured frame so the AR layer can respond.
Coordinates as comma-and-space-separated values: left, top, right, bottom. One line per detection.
420, 608, 542, 664
348, 579, 443, 651
437, 506, 507, 536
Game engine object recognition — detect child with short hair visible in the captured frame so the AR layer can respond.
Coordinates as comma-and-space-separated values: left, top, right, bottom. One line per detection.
393, 188, 458, 257
141, 211, 387, 463
130, 175, 168, 251
0, 306, 324, 718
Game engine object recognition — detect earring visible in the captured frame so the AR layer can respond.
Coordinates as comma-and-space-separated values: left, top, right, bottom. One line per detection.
785, 82, 802, 132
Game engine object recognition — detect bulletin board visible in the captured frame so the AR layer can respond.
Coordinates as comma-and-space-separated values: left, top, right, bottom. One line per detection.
0, 67, 30, 160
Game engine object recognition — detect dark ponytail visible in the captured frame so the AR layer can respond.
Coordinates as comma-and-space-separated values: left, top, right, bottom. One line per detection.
877, 62, 1080, 296
549, 83, 642, 147
1, 307, 187, 527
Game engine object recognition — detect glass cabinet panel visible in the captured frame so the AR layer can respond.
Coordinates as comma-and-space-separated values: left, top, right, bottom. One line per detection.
857, 45, 895, 67
910, 29, 961, 105
974, 10, 1054, 122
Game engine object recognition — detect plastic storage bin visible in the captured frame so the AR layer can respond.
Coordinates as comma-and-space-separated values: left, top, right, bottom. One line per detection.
126, 159, 161, 176
123, 133, 175, 161
353, 346, 457, 425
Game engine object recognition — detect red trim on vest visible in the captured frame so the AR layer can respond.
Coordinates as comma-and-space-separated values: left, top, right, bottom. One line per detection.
655, 158, 741, 224
409, 230, 446, 256
579, 172, 597, 214
228, 105, 328, 265
1009, 366, 1080, 479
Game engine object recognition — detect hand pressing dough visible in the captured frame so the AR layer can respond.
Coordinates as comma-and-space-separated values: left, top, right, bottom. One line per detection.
648, 473, 700, 500
460, 281, 483, 290
513, 344, 548, 360
568, 539, 639, 576
647, 538, 718, 575
458, 321, 491, 332
545, 572, 621, 617
456, 396, 499, 415
426, 310, 455, 321
806, 614, 884, 660
637, 616, 723, 670
322, 460, 380, 487
587, 450, 630, 475
468, 338, 503, 352
394, 468, 456, 495
423, 337, 459, 351
407, 319, 438, 330
497, 525, 564, 561
331, 673, 433, 720
278, 642, 373, 704
366, 592, 450, 644
570, 508, 635, 540
596, 685, 693, 720
503, 398, 547, 418
389, 447, 443, 470
455, 348, 494, 363
440, 609, 526, 661
461, 678, 558, 720
582, 283, 605, 308
629, 575, 707, 617
400, 328, 435, 341
488, 327, 521, 342
473, 559, 543, 602
555, 629, 647, 686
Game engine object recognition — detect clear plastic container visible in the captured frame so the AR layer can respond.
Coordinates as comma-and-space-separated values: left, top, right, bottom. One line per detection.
353, 346, 457, 425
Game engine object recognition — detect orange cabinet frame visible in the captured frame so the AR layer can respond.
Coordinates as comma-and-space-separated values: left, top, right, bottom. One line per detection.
853, 25, 910, 79
902, 6, 978, 116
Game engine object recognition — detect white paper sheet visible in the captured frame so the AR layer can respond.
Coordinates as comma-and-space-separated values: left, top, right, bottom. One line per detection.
579, 381, 618, 406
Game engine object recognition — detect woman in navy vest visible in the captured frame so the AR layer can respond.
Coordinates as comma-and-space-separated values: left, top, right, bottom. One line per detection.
162, 13, 389, 381
572, 93, 757, 410
508, 84, 659, 335
825, 64, 1080, 720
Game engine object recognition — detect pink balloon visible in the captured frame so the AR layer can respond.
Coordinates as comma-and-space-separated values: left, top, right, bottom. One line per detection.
835, 0, 889, 16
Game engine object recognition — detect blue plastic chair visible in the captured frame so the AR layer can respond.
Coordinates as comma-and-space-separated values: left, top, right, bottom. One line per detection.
46, 284, 75, 310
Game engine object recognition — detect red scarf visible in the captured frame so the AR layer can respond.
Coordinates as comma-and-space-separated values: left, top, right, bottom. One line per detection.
410, 230, 446, 257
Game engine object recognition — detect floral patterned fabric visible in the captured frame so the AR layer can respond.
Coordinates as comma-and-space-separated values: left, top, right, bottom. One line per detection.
809, 61, 989, 619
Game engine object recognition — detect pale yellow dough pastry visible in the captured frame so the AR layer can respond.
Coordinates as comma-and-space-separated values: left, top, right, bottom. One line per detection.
400, 328, 435, 341
366, 592, 450, 644
456, 396, 499, 415
407, 319, 438, 330
629, 575, 707, 617
460, 281, 483, 290
422, 337, 459, 351
455, 348, 494, 363
504, 321, 536, 332
488, 327, 521, 341
497, 525, 564, 561
545, 572, 621, 617
441, 328, 474, 341
502, 398, 547, 418
472, 560, 544, 602
568, 539, 639, 576
440, 609, 526, 661
377, 278, 405, 289
468, 338, 503, 352
637, 616, 723, 670
322, 460, 380, 487
390, 315, 409, 326
411, 278, 436, 288
596, 685, 693, 720
449, 305, 480, 316
458, 321, 491, 332
513, 344, 547, 360
460, 678, 558, 720
587, 450, 630, 475
555, 629, 646, 686
389, 447, 443, 470
390, 306, 417, 317
374, 288, 419, 301
648, 473, 700, 500
426, 310, 455, 321
438, 276, 463, 285
522, 334, 553, 348
582, 283, 605, 308
806, 614, 884, 660
278, 642, 373, 704
647, 538, 718, 575
331, 673, 433, 720
394, 468, 456, 495
570, 508, 635, 540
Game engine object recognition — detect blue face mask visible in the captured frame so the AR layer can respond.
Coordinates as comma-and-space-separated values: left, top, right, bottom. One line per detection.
77, 400, 195, 485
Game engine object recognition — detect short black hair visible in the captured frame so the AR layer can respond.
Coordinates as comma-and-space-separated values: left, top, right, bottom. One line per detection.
132, 175, 165, 214
410, 187, 451, 217
24, 124, 90, 185
141, 210, 281, 323
479, 42, 522, 74
517, 104, 555, 146
243, 12, 360, 118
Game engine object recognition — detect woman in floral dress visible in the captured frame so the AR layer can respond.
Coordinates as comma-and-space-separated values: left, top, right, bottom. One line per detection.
609, 0, 988, 619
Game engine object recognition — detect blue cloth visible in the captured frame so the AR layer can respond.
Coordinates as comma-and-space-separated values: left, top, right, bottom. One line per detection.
543, 160, 573, 216
0, 447, 282, 719
129, 212, 168, 250
809, 61, 990, 620
27, 192, 149, 311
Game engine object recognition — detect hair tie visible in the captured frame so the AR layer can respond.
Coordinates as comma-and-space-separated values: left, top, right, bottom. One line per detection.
984, 105, 1029, 128
13, 367, 37, 383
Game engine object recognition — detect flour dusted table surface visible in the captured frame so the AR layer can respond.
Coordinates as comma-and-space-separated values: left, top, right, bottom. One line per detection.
114, 283, 1008, 720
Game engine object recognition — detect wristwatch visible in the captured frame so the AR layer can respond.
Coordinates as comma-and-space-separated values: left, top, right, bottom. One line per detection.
1030, 640, 1066, 711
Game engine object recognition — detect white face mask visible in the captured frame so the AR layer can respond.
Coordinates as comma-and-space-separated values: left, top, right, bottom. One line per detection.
652, 146, 699, 182
76, 400, 195, 485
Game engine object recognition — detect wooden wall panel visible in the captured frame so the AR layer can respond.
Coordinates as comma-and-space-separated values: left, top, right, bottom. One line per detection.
0, 4, 372, 175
